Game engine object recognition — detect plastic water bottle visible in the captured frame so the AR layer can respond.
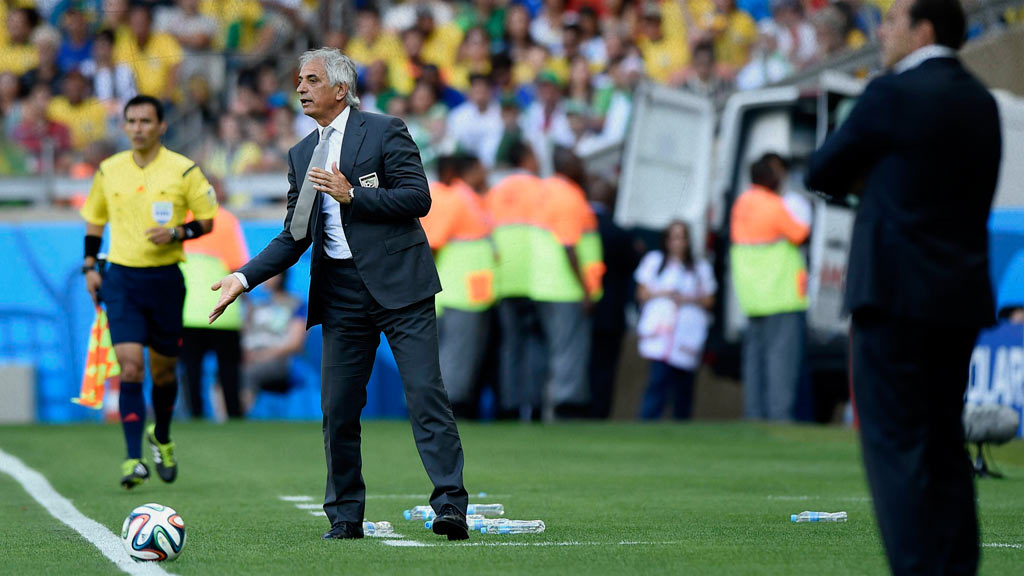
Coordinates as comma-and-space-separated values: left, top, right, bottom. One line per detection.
480, 520, 545, 535
363, 520, 394, 536
425, 514, 490, 531
790, 511, 847, 523
404, 504, 505, 521
468, 504, 504, 517
404, 506, 433, 521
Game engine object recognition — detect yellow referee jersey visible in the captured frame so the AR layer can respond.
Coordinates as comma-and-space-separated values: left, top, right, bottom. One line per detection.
81, 147, 218, 268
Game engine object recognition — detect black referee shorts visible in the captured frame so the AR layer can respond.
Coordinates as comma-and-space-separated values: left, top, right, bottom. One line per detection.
102, 263, 186, 357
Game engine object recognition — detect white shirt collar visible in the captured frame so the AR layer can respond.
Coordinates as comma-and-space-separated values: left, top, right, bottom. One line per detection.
317, 105, 351, 139
893, 44, 956, 74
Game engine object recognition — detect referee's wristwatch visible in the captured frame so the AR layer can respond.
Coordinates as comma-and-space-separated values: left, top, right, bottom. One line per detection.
168, 226, 180, 242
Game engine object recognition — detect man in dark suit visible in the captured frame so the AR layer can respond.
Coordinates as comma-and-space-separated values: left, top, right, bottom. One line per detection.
209, 48, 470, 541
805, 0, 1001, 573
587, 178, 641, 419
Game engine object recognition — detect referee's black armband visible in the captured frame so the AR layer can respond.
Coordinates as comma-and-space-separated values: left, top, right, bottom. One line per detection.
182, 220, 207, 240
85, 235, 102, 258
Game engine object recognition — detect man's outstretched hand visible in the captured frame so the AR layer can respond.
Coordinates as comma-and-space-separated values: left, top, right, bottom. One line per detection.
210, 274, 245, 324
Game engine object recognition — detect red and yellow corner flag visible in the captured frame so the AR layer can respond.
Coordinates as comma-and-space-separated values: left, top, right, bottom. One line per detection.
72, 306, 121, 410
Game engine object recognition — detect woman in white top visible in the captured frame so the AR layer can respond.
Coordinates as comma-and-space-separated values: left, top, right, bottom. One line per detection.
635, 221, 717, 420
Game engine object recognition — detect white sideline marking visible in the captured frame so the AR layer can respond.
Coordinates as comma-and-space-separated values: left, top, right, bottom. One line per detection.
365, 493, 509, 500
379, 540, 681, 548
382, 540, 430, 547
309, 511, 328, 517
0, 448, 171, 576
767, 495, 871, 503
278, 495, 314, 502
294, 503, 323, 510
984, 543, 1023, 550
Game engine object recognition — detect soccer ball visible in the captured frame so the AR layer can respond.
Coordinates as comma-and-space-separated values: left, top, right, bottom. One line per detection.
120, 503, 186, 562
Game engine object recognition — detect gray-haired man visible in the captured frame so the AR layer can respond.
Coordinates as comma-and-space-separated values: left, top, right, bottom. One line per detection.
209, 48, 470, 541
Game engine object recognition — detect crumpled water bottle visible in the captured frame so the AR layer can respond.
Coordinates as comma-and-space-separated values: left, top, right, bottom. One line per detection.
480, 520, 545, 534
790, 511, 847, 523
363, 520, 394, 535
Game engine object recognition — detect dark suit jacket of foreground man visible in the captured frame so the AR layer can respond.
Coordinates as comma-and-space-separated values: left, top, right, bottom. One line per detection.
239, 106, 468, 528
806, 56, 1001, 575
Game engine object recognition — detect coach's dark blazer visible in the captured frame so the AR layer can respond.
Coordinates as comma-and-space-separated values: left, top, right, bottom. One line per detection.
805, 57, 1002, 327
239, 107, 441, 328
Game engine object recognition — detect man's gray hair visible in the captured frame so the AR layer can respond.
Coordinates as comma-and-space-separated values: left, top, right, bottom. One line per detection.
299, 48, 361, 108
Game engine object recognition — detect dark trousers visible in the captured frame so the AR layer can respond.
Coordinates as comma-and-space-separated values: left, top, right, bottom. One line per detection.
497, 298, 546, 419
851, 310, 980, 576
180, 327, 242, 419
589, 330, 624, 419
640, 361, 695, 420
320, 260, 468, 525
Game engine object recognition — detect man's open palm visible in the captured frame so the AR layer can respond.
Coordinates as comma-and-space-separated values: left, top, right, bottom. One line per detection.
209, 274, 245, 324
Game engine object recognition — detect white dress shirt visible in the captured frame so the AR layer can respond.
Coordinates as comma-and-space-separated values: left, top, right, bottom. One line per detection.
318, 106, 354, 260
233, 107, 354, 290
893, 44, 957, 74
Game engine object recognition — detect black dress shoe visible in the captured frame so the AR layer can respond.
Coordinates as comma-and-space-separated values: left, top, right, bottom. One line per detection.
431, 504, 469, 541
322, 521, 364, 540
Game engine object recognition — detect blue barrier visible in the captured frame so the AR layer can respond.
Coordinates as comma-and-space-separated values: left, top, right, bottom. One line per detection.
1, 212, 1022, 422
0, 220, 407, 422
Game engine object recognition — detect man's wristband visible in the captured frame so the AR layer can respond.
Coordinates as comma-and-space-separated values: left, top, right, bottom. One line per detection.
84, 235, 102, 259
182, 220, 206, 240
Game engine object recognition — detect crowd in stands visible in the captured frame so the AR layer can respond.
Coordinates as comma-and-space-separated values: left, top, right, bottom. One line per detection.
0, 0, 917, 182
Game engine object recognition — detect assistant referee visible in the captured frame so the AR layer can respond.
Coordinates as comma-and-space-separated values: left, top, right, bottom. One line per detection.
81, 95, 217, 489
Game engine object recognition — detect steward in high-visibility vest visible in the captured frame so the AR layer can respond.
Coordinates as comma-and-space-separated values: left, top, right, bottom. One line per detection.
532, 147, 604, 418
534, 174, 605, 304
422, 178, 496, 314
729, 152, 810, 422
729, 184, 809, 316
485, 172, 547, 301
483, 143, 549, 419
420, 154, 496, 416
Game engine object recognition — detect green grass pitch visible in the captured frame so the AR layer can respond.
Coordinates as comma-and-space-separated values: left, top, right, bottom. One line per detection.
1, 421, 1022, 575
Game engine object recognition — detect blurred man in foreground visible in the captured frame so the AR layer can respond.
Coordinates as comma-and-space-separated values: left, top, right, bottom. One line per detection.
806, 0, 1001, 572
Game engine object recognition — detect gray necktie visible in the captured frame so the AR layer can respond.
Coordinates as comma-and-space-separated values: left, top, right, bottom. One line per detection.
290, 126, 334, 241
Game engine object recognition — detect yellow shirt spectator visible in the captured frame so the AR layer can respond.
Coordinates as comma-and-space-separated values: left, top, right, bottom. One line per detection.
422, 23, 463, 72
0, 44, 38, 76
346, 32, 406, 68
200, 0, 265, 52
712, 10, 758, 71
115, 32, 183, 100
81, 147, 218, 268
47, 97, 108, 150
204, 142, 263, 181
639, 36, 690, 83
346, 32, 411, 93
387, 58, 417, 95
447, 62, 492, 92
